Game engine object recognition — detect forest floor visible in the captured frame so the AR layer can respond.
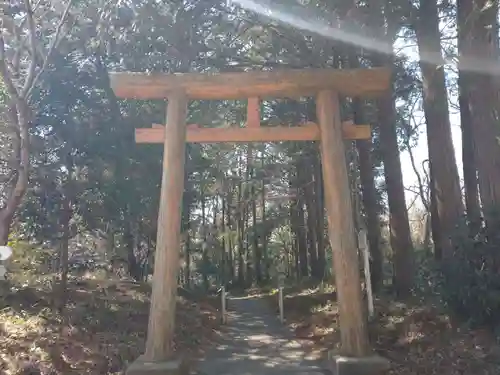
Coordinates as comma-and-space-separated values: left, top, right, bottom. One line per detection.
265, 288, 500, 375
0, 254, 221, 375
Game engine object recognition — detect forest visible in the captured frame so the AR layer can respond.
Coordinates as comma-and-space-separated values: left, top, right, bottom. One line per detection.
1, 0, 500, 374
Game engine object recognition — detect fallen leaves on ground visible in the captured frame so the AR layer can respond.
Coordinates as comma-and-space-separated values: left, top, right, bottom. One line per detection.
0, 279, 220, 375
267, 290, 500, 375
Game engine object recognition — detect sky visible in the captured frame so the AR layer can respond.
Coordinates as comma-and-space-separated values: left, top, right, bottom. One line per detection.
399, 105, 462, 208
228, 0, 465, 211
395, 41, 463, 209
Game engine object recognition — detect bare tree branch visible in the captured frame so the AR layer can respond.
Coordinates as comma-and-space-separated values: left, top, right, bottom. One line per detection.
22, 0, 38, 96
1, 17, 22, 75
23, 0, 75, 99
0, 32, 20, 101
3, 103, 30, 219
2, 3, 45, 75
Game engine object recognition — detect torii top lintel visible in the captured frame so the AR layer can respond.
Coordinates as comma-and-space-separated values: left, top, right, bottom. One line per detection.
109, 67, 391, 100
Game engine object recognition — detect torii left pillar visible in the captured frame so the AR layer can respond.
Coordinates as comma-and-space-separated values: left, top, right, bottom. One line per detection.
127, 92, 188, 375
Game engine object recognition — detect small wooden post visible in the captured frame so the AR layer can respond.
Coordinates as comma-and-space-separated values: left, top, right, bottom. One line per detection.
278, 287, 284, 323
247, 97, 260, 128
316, 90, 370, 357
359, 229, 374, 319
221, 286, 227, 324
144, 92, 188, 361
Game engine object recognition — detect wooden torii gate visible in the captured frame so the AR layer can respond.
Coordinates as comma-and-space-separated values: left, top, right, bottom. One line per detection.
110, 68, 391, 375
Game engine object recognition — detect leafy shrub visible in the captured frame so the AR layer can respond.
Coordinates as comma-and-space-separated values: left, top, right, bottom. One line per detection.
413, 246, 442, 298
441, 215, 500, 328
8, 241, 53, 273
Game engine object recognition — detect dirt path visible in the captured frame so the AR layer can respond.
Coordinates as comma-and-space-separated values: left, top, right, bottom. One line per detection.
197, 295, 327, 375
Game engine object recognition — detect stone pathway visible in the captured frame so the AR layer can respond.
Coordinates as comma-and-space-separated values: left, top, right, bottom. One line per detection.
197, 295, 327, 375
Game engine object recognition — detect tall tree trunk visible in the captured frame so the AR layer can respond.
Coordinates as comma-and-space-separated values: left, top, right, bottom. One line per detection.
313, 150, 326, 280
296, 200, 308, 277
427, 173, 441, 256
460, 0, 500, 219
226, 193, 235, 283
351, 97, 384, 292
293, 236, 300, 280
56, 192, 71, 311
0, 103, 31, 246
375, 61, 415, 298
237, 216, 245, 286
221, 196, 227, 285
245, 146, 253, 285
201, 186, 209, 291
303, 160, 320, 279
0, 216, 9, 245
457, 0, 482, 229
136, 222, 149, 281
415, 0, 464, 258
185, 228, 191, 287
252, 194, 262, 284
459, 89, 480, 227
55, 148, 77, 312
237, 158, 245, 285
291, 168, 309, 278
261, 149, 269, 281
125, 218, 142, 281
244, 213, 251, 285
212, 195, 220, 284
104, 228, 115, 266
368, 0, 414, 297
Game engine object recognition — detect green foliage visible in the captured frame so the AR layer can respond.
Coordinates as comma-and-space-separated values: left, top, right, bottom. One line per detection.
8, 241, 51, 271
441, 215, 500, 328
5, 0, 413, 289
412, 246, 442, 297
4, 241, 54, 286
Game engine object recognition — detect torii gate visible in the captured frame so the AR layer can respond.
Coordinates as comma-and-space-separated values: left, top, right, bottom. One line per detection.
109, 68, 391, 375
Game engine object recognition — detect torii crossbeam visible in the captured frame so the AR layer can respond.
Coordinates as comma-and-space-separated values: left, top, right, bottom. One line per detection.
109, 68, 391, 375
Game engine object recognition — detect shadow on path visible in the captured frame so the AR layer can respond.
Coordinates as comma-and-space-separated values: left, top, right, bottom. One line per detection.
197, 295, 327, 375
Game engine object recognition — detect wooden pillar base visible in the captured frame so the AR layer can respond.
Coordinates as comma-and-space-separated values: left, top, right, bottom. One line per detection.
328, 354, 390, 375
144, 92, 188, 360
316, 90, 371, 356
126, 356, 189, 375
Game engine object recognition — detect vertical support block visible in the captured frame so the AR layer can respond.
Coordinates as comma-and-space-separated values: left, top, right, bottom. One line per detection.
145, 92, 188, 362
247, 97, 260, 128
316, 90, 370, 357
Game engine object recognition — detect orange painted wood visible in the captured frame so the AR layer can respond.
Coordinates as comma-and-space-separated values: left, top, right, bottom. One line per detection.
154, 123, 200, 129
138, 125, 318, 143
110, 68, 391, 100
138, 122, 370, 143
247, 97, 260, 128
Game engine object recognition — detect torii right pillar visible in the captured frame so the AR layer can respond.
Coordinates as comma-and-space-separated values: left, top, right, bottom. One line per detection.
316, 90, 389, 375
